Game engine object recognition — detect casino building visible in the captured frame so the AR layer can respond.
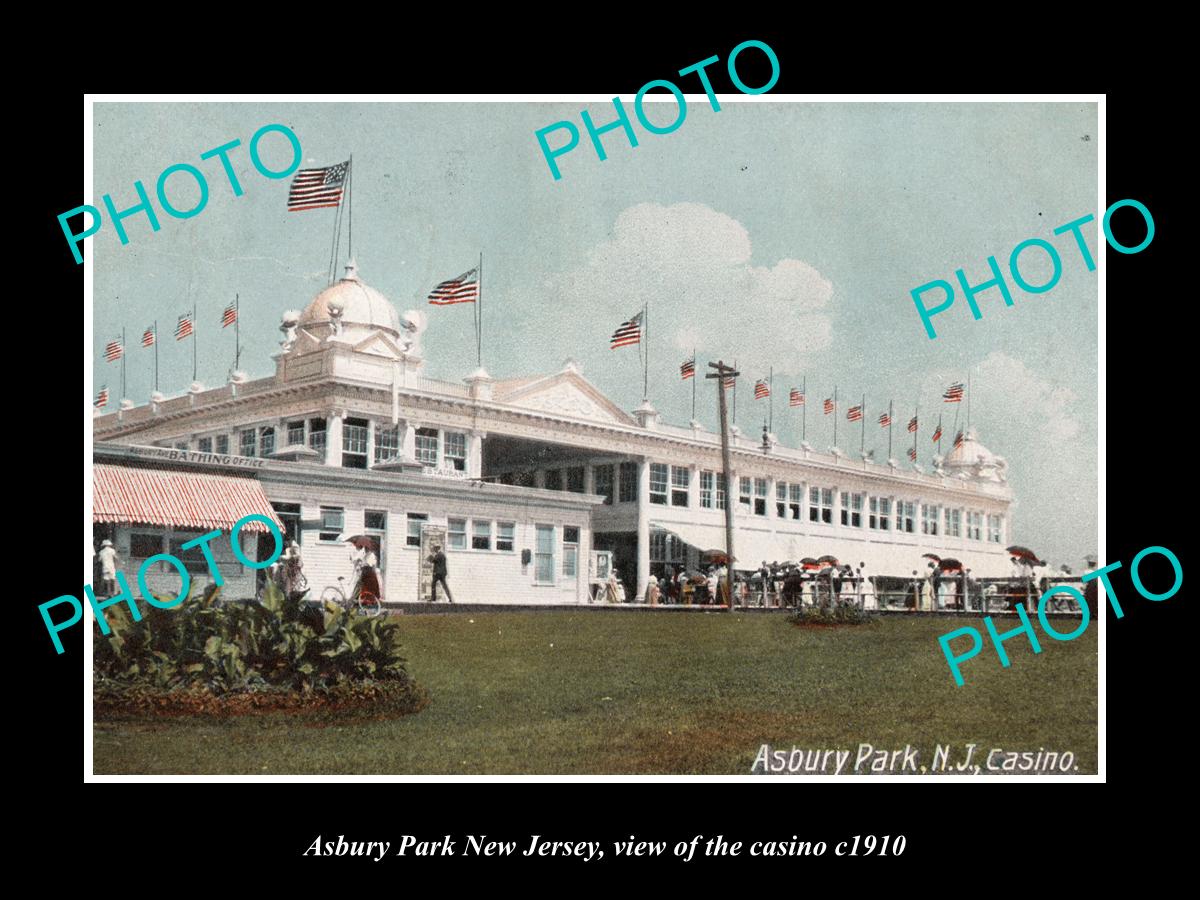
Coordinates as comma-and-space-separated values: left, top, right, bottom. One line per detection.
92, 261, 1016, 605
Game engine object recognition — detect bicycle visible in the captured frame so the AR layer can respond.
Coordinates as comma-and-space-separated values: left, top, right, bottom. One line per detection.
319, 574, 386, 618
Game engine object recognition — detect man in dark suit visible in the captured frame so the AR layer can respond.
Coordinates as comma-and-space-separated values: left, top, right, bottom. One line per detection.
429, 544, 453, 603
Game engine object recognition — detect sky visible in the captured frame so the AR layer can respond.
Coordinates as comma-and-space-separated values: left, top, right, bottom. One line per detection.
91, 100, 1099, 569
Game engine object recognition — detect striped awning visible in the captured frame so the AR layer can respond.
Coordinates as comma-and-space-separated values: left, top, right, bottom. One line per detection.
93, 464, 282, 533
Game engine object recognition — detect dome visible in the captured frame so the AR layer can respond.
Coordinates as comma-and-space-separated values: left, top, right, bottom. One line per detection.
943, 428, 1008, 482
298, 260, 401, 334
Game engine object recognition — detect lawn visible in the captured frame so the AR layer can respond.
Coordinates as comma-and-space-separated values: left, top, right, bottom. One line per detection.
92, 611, 1097, 775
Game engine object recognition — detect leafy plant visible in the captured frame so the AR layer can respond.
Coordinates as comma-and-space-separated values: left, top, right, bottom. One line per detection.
788, 603, 878, 627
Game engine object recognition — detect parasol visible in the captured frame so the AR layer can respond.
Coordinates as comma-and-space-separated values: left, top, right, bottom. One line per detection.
1006, 545, 1044, 565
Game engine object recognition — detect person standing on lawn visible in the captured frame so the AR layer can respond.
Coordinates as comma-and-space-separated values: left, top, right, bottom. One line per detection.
428, 544, 453, 603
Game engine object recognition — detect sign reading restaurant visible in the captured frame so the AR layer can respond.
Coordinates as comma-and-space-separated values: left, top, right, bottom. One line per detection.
128, 445, 267, 469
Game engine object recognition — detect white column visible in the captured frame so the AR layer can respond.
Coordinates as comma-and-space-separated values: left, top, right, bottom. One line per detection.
403, 421, 417, 461
366, 419, 376, 467
637, 457, 650, 601
584, 463, 596, 496
688, 464, 700, 510
467, 431, 484, 478
325, 412, 343, 466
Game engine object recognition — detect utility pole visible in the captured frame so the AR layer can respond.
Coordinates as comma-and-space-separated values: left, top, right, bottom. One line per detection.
707, 360, 740, 613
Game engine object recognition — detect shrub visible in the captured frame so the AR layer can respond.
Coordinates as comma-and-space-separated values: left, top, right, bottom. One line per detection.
94, 582, 416, 698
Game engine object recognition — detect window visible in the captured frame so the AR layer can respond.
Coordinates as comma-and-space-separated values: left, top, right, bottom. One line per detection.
287, 420, 305, 446
809, 487, 833, 524
239, 429, 256, 457
754, 478, 768, 516
497, 522, 515, 552
670, 466, 690, 506
716, 474, 727, 510
567, 466, 586, 493
945, 508, 962, 538
259, 427, 275, 457
364, 510, 387, 531
308, 418, 326, 456
922, 504, 941, 536
619, 462, 639, 503
342, 417, 369, 469
700, 470, 714, 509
375, 424, 400, 463
967, 511, 983, 541
869, 497, 891, 531
651, 531, 685, 564
448, 518, 467, 550
273, 502, 301, 545
776, 481, 788, 518
198, 437, 212, 454
840, 491, 863, 528
988, 514, 1003, 543
649, 463, 669, 505
130, 533, 163, 558
895, 500, 916, 534
544, 468, 562, 491
215, 434, 229, 455
789, 484, 803, 520
594, 464, 614, 505
739, 477, 752, 511
472, 520, 492, 550
319, 506, 344, 542
563, 526, 579, 577
535, 525, 555, 584
415, 427, 439, 465
444, 431, 467, 471
406, 513, 427, 547
170, 532, 220, 574
175, 442, 188, 451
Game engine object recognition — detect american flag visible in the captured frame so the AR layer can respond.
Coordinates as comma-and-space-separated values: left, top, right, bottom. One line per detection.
878, 412, 891, 427
287, 161, 349, 212
954, 430, 965, 448
609, 312, 643, 349
94, 385, 109, 408
754, 379, 770, 400
141, 325, 155, 348
789, 388, 804, 407
104, 337, 123, 362
428, 268, 480, 305
907, 416, 918, 433
932, 424, 943, 443
723, 373, 735, 390
823, 398, 834, 415
221, 303, 237, 328
907, 446, 917, 462
680, 358, 695, 380
175, 313, 194, 340
943, 382, 965, 403
847, 405, 863, 422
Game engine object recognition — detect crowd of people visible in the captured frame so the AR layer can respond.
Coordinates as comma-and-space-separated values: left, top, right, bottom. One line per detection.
624, 560, 868, 609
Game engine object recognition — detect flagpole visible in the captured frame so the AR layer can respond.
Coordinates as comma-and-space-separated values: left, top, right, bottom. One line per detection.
121, 327, 126, 400
802, 376, 806, 443
476, 251, 483, 368
860, 393, 866, 455
235, 294, 240, 372
913, 399, 918, 462
888, 399, 893, 460
967, 369, 971, 431
347, 155, 353, 263
153, 320, 158, 393
833, 385, 838, 448
642, 302, 649, 402
938, 413, 943, 456
768, 366, 774, 433
733, 359, 738, 425
192, 298, 197, 382
691, 348, 696, 421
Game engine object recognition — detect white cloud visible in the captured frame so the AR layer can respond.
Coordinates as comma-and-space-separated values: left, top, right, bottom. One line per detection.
519, 203, 833, 378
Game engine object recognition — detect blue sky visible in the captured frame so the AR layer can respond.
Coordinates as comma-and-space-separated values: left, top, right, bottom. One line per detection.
92, 100, 1098, 568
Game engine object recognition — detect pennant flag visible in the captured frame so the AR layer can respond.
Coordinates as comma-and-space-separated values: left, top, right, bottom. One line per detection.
943, 382, 965, 403
954, 430, 965, 448
175, 313, 194, 340
680, 357, 695, 380
823, 398, 834, 415
103, 337, 124, 362
754, 379, 770, 400
609, 311, 643, 349
932, 424, 943, 443
94, 385, 109, 408
878, 412, 892, 427
789, 388, 804, 407
428, 268, 480, 305
141, 325, 156, 348
847, 405, 863, 422
287, 161, 349, 212
907, 446, 917, 462
221, 303, 238, 328
907, 416, 918, 433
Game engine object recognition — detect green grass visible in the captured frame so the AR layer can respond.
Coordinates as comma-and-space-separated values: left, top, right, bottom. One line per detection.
93, 611, 1097, 775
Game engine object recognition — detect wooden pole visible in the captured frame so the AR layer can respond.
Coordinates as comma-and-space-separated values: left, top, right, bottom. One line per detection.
707, 360, 740, 613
